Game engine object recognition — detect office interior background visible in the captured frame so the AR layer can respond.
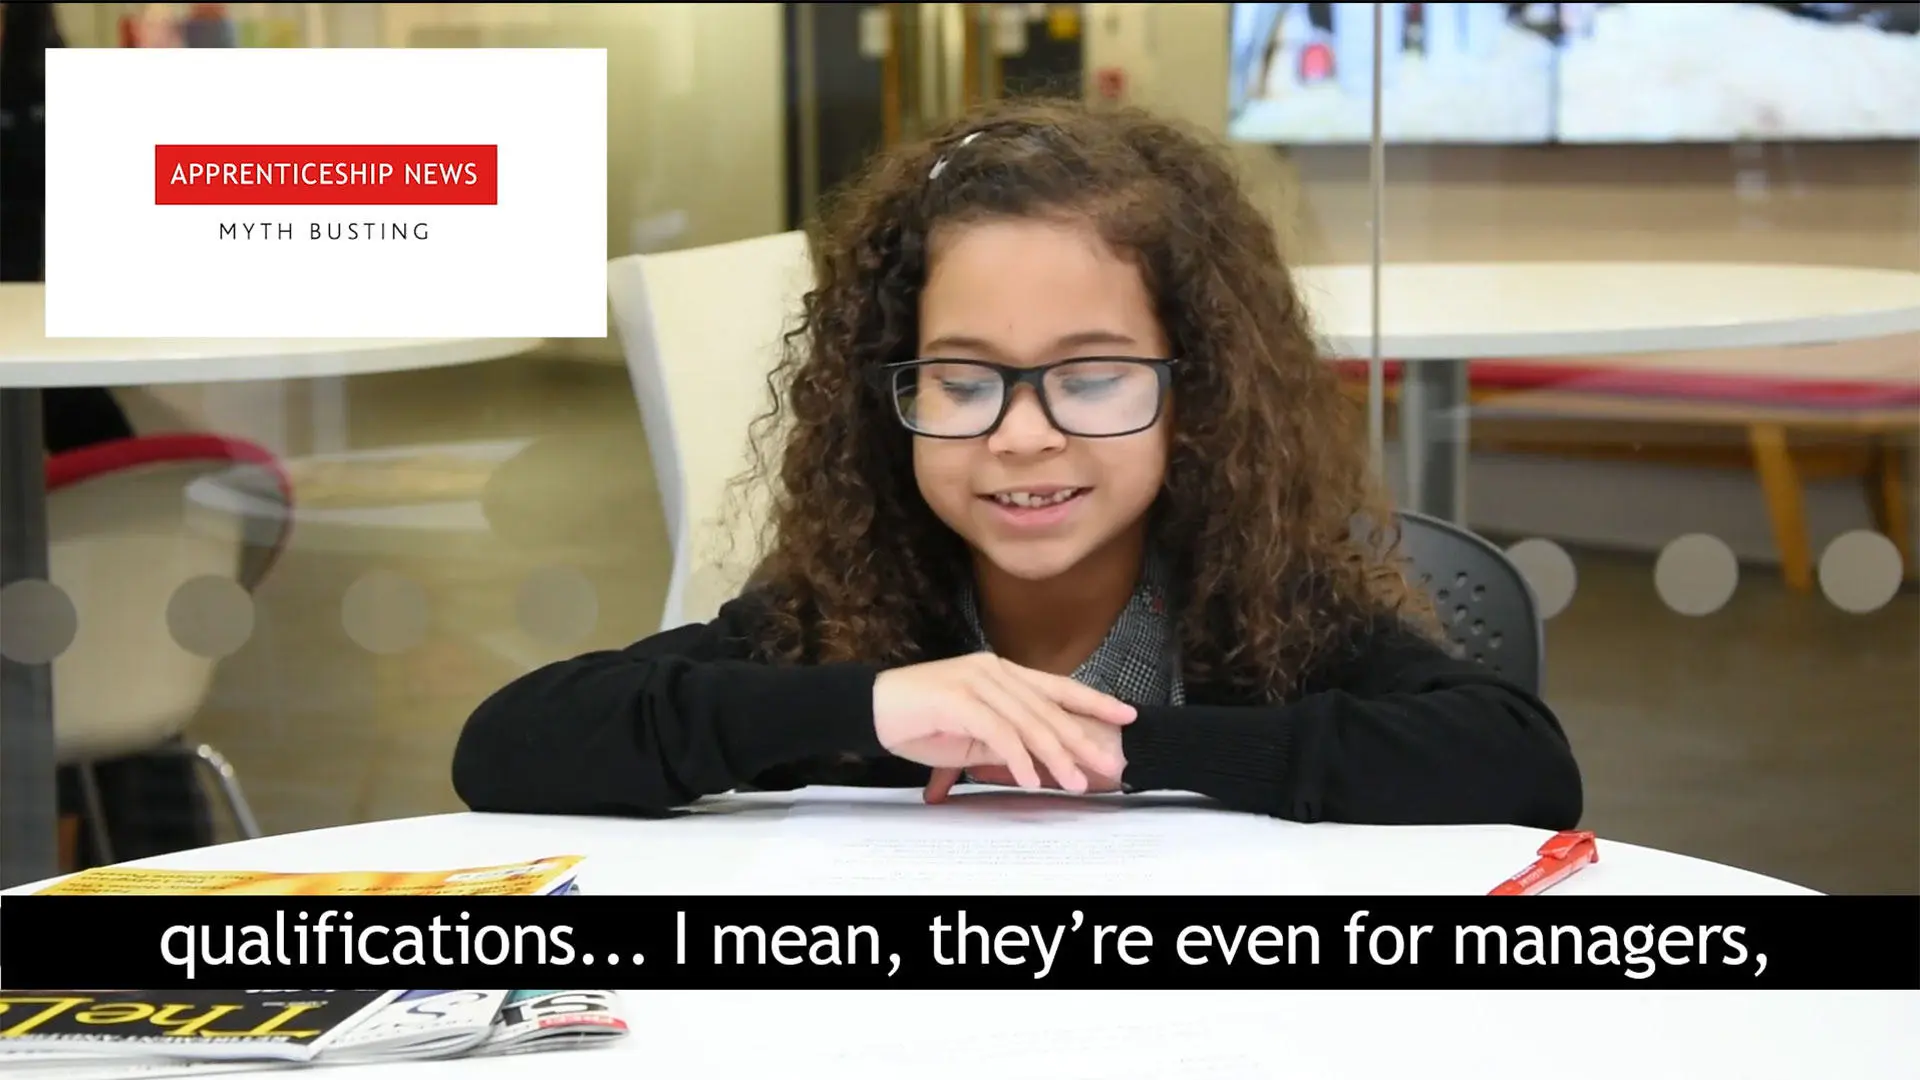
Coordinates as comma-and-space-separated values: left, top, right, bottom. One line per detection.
22, 3, 1920, 894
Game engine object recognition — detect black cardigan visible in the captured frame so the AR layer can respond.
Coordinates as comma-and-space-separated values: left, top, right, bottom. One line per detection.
452, 592, 1583, 829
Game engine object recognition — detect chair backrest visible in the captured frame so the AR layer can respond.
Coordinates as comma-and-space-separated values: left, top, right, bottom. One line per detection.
609, 231, 814, 629
48, 436, 292, 764
1394, 510, 1545, 694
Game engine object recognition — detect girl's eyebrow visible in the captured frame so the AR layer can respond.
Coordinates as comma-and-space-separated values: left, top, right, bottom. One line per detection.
920, 329, 1140, 356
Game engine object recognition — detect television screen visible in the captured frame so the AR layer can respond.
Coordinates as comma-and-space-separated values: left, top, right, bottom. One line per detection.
1227, 3, 1920, 145
1555, 3, 1920, 142
1228, 3, 1559, 144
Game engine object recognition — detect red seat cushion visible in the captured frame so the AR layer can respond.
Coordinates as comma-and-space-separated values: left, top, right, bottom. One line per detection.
47, 433, 296, 587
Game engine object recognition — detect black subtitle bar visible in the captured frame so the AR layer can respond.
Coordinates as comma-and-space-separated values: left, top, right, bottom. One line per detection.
1, 895, 1913, 990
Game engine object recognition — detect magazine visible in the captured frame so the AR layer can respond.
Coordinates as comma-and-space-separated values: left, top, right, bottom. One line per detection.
6, 856, 616, 1074
0, 990, 628, 1076
0, 990, 399, 1062
31, 856, 585, 898
471, 990, 629, 1056
322, 989, 510, 1061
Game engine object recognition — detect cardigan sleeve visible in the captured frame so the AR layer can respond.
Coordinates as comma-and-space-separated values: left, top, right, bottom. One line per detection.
1118, 619, 1584, 829
451, 593, 908, 817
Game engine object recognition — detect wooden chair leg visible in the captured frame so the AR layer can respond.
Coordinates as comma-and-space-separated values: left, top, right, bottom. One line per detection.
1749, 423, 1814, 592
58, 814, 81, 873
1867, 439, 1914, 581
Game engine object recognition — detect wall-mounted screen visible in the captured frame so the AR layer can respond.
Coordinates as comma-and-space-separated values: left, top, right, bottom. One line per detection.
1555, 3, 1920, 142
1226, 3, 1920, 145
1229, 3, 1559, 144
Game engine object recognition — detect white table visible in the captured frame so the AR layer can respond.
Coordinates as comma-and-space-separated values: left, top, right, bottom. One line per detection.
0, 283, 542, 889
1293, 261, 1920, 522
5, 788, 1914, 1079
2, 786, 1828, 897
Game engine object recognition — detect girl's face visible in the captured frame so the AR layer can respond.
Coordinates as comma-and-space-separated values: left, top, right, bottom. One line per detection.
910, 217, 1172, 583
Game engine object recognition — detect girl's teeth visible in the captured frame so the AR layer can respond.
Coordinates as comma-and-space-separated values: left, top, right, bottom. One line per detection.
996, 489, 1078, 507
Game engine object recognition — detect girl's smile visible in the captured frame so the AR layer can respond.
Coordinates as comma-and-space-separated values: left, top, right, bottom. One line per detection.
980, 485, 1092, 531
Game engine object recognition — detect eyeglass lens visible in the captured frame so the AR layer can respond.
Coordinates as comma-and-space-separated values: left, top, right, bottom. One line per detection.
892, 360, 1164, 437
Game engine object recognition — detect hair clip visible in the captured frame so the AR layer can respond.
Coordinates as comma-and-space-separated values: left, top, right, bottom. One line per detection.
928, 131, 983, 181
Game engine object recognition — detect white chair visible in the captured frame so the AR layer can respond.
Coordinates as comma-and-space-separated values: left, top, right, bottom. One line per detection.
48, 434, 291, 862
608, 230, 816, 629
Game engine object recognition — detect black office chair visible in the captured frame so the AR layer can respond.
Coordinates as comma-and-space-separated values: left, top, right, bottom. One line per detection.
1394, 511, 1545, 695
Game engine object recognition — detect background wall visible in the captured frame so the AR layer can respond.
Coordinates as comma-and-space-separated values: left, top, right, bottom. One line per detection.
361, 2, 787, 364
1082, 3, 1920, 563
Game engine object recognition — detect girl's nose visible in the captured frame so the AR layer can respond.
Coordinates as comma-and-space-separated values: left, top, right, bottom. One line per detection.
987, 386, 1066, 454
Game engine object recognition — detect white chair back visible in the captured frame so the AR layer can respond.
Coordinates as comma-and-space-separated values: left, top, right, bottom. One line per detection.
609, 230, 816, 629
51, 460, 262, 764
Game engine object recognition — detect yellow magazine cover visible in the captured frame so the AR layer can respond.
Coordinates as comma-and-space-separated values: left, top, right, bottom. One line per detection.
0, 989, 399, 1062
33, 856, 584, 897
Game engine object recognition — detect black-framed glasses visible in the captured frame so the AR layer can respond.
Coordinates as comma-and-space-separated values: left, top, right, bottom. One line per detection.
878, 357, 1179, 439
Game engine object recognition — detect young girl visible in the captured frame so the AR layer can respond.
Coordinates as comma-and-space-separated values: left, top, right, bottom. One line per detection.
453, 99, 1583, 829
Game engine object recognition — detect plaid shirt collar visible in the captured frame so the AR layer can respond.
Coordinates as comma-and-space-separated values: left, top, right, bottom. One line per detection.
958, 554, 1186, 707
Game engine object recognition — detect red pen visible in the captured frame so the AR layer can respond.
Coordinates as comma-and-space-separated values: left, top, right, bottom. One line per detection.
1488, 829, 1599, 895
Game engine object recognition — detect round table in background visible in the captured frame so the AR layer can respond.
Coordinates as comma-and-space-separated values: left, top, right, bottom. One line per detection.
1294, 261, 1920, 523
0, 282, 543, 889
2, 788, 1911, 1079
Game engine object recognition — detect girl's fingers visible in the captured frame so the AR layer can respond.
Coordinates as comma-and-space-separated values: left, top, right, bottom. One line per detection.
995, 667, 1119, 780
1010, 664, 1137, 724
957, 703, 1043, 790
923, 767, 963, 804
971, 675, 1087, 793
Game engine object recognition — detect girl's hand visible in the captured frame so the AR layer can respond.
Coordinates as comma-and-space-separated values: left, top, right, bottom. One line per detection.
923, 762, 1124, 804
873, 654, 1135, 794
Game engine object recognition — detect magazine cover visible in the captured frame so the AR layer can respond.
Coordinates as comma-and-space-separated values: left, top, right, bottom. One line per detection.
473, 990, 629, 1056
32, 857, 584, 897
323, 989, 509, 1061
0, 990, 398, 1062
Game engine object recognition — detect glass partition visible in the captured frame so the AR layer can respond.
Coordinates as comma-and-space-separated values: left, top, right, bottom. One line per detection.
1355, 1, 1920, 894
11, 2, 800, 885
1187, 0, 1920, 893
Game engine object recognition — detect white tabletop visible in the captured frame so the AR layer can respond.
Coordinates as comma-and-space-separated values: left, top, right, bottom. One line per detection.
2, 786, 1819, 898
7, 788, 1911, 1080
0, 284, 543, 387
1296, 261, 1920, 360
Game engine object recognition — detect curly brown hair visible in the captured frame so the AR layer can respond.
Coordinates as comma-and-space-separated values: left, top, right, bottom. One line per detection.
734, 97, 1429, 703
